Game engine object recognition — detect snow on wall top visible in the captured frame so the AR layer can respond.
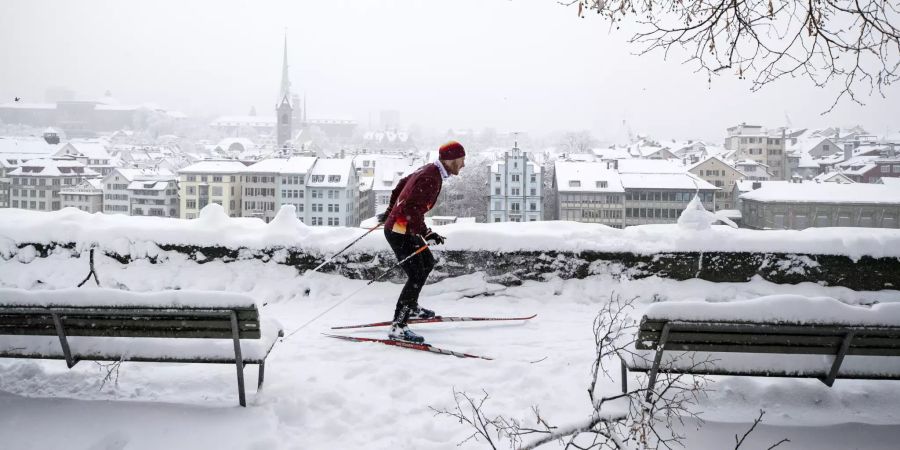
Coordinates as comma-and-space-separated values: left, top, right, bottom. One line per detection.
644, 295, 900, 327
741, 182, 900, 204
0, 287, 258, 309
2, 205, 900, 260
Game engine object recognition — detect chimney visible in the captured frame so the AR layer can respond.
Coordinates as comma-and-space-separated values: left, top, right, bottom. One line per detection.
844, 143, 853, 162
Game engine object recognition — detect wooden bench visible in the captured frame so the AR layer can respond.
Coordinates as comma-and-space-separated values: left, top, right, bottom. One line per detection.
0, 291, 283, 407
621, 316, 900, 401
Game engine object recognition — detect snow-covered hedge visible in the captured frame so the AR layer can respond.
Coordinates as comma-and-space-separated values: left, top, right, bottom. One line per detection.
2, 205, 899, 290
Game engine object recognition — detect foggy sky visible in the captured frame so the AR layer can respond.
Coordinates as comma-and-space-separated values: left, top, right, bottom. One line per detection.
2, 0, 898, 142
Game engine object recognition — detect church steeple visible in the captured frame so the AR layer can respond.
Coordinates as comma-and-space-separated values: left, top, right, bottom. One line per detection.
276, 31, 293, 150
279, 33, 291, 107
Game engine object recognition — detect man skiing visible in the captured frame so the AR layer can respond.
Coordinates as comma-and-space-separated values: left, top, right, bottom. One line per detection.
376, 141, 466, 343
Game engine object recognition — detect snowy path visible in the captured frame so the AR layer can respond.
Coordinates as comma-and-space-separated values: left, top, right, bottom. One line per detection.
3, 262, 900, 449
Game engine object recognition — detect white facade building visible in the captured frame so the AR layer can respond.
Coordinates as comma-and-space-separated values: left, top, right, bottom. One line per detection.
306, 158, 359, 227
60, 179, 103, 213
489, 147, 542, 222
178, 160, 247, 219
8, 158, 98, 211
55, 141, 117, 177
101, 168, 178, 217
553, 161, 625, 227
242, 157, 318, 223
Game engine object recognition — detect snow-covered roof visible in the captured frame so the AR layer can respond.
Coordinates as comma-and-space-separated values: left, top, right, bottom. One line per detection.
0, 137, 59, 158
58, 141, 113, 160
107, 168, 175, 183
617, 159, 686, 174
741, 183, 900, 204
619, 173, 717, 190
127, 180, 170, 191
179, 160, 248, 174
811, 172, 854, 184
553, 161, 624, 193
787, 138, 836, 155
242, 157, 317, 175
734, 180, 790, 193
60, 178, 104, 194
590, 148, 631, 160
8, 158, 98, 177
308, 158, 354, 187
372, 158, 416, 190
282, 156, 318, 174
881, 177, 900, 186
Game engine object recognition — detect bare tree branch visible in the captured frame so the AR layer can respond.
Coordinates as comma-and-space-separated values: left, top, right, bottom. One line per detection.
564, 0, 900, 111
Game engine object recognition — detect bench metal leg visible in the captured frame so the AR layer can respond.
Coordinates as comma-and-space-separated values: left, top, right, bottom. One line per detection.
257, 362, 266, 390
646, 322, 671, 402
50, 312, 77, 368
823, 331, 854, 387
621, 358, 628, 393
230, 311, 246, 407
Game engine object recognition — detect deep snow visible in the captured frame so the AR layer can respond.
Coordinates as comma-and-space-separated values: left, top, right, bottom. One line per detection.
2, 246, 900, 449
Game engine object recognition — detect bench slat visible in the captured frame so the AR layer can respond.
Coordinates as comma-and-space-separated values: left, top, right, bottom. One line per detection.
0, 306, 262, 339
0, 315, 260, 332
637, 331, 900, 351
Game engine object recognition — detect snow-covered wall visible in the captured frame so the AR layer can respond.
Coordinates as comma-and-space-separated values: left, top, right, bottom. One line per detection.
2, 205, 900, 290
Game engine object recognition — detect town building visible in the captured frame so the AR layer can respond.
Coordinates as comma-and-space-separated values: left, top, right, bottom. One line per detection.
55, 140, 117, 176
552, 161, 625, 228
740, 182, 900, 229
178, 160, 248, 219
724, 124, 787, 179
241, 157, 318, 223
100, 168, 178, 217
60, 179, 103, 213
306, 158, 359, 226
7, 158, 98, 211
489, 146, 543, 222
688, 156, 746, 210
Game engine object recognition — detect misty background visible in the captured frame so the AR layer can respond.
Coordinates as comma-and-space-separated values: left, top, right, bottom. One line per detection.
2, 0, 898, 142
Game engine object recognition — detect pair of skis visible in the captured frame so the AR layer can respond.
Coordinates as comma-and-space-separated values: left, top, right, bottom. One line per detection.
324, 314, 536, 360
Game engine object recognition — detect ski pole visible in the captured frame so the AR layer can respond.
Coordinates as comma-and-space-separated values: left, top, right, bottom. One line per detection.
309, 222, 383, 274
281, 243, 431, 341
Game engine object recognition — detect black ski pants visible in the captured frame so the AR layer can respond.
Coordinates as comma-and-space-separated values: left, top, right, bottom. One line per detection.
385, 229, 435, 325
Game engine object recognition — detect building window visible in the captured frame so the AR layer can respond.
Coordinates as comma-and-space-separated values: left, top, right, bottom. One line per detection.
329, 175, 341, 183
495, 187, 500, 195
213, 176, 223, 182
512, 174, 520, 182
568, 180, 581, 188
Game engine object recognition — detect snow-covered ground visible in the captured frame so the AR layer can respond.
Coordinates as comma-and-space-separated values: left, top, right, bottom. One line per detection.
3, 248, 900, 449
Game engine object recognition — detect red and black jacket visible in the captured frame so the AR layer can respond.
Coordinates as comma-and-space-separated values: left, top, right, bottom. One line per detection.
384, 163, 443, 236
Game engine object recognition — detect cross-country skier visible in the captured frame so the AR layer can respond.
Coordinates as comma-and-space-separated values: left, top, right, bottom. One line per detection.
376, 141, 466, 343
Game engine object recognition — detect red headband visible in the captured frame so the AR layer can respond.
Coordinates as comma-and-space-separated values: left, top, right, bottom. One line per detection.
439, 141, 466, 160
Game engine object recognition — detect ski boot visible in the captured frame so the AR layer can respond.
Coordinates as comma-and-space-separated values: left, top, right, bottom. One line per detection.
388, 324, 425, 343
409, 307, 436, 320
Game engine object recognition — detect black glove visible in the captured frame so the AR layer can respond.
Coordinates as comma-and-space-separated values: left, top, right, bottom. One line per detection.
423, 229, 445, 245
376, 209, 390, 224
